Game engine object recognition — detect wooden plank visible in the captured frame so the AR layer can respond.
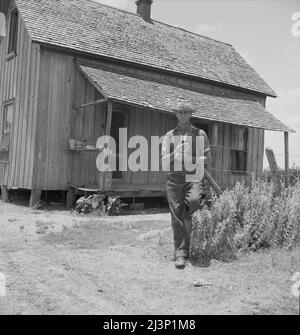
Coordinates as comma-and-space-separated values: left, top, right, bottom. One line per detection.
143, 108, 151, 185
85, 79, 96, 184
80, 78, 89, 184
66, 186, 76, 209
9, 16, 25, 187
70, 66, 82, 185
211, 122, 218, 181
216, 123, 224, 187
123, 107, 133, 184
93, 91, 107, 184
1, 185, 9, 202
252, 128, 259, 183
149, 109, 160, 184
76, 98, 108, 110
24, 42, 37, 189
62, 57, 75, 189
53, 53, 66, 189
257, 129, 264, 182
284, 131, 289, 188
204, 169, 222, 196
105, 101, 113, 135
33, 48, 51, 190
222, 123, 230, 188
246, 127, 254, 186
27, 43, 40, 190
101, 101, 113, 189
45, 51, 59, 189
16, 24, 31, 188
265, 147, 281, 197
29, 189, 42, 207
211, 122, 218, 145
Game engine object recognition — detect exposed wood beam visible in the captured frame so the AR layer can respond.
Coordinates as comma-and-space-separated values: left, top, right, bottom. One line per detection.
284, 131, 289, 188
1, 185, 9, 203
76, 98, 108, 111
29, 189, 42, 207
204, 169, 222, 196
75, 63, 109, 99
211, 122, 218, 146
265, 147, 281, 197
105, 101, 113, 135
99, 101, 114, 190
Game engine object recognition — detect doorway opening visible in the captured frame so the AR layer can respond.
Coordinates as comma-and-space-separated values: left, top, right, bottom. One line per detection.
110, 110, 126, 179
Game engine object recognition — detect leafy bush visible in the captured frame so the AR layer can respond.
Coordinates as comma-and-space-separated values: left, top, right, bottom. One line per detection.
262, 165, 300, 186
190, 179, 300, 262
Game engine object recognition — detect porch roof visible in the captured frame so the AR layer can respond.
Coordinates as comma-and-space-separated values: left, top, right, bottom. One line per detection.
79, 66, 294, 133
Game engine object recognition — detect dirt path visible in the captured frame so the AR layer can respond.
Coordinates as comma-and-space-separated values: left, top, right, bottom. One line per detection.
0, 200, 299, 315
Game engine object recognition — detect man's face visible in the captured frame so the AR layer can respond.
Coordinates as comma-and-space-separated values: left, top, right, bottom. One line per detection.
176, 109, 192, 123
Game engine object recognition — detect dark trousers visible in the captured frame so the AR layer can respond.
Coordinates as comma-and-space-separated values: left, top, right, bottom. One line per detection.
166, 177, 210, 259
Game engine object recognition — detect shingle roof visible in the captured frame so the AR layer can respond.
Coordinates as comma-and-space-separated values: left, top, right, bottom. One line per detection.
16, 0, 276, 97
79, 66, 293, 132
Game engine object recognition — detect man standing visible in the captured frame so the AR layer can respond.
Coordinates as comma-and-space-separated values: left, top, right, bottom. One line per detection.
161, 101, 212, 269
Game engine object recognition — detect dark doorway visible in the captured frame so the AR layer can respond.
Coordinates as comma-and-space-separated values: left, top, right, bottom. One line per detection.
191, 120, 210, 136
110, 110, 126, 179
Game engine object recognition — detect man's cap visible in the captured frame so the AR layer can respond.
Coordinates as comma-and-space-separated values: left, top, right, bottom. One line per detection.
173, 101, 195, 113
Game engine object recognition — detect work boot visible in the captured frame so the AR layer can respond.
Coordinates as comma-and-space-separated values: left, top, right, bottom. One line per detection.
175, 256, 186, 269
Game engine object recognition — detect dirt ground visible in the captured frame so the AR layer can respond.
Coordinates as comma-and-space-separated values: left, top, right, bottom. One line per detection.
0, 196, 299, 315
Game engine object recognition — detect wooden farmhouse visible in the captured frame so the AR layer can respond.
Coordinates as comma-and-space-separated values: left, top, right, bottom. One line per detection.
0, 0, 294, 206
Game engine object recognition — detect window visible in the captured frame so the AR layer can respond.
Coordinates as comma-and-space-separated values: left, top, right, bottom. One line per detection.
230, 126, 248, 172
0, 12, 6, 44
0, 101, 13, 155
7, 8, 18, 55
2, 102, 13, 135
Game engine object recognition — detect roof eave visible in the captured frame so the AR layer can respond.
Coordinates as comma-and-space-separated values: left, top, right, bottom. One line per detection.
106, 97, 293, 133
33, 40, 277, 98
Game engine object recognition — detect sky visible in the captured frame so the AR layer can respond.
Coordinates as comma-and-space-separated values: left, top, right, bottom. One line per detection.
95, 0, 300, 168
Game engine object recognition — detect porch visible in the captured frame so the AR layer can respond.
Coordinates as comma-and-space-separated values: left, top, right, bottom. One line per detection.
66, 180, 166, 209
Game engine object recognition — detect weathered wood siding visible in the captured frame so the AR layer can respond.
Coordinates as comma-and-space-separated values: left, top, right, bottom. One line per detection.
0, 4, 40, 189
210, 122, 264, 189
32, 49, 176, 190
122, 105, 176, 185
32, 48, 265, 190
33, 48, 74, 190
69, 68, 106, 187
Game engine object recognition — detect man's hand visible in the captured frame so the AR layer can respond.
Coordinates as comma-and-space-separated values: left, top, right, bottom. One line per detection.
174, 142, 190, 161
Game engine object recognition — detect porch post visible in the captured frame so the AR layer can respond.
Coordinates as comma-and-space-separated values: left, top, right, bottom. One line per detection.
100, 101, 113, 189
212, 123, 218, 146
211, 122, 218, 179
1, 185, 9, 202
105, 101, 113, 135
284, 131, 289, 188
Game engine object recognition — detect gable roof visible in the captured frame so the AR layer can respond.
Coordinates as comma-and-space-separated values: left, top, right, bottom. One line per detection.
15, 0, 276, 97
79, 65, 293, 133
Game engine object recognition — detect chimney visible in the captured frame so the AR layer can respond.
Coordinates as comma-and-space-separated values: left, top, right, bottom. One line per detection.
136, 0, 153, 21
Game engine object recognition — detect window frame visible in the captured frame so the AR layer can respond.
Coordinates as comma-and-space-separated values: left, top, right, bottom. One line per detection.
1, 99, 15, 136
230, 125, 248, 174
7, 7, 18, 59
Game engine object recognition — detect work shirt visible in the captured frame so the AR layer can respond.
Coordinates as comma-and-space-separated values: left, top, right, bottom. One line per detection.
161, 125, 211, 183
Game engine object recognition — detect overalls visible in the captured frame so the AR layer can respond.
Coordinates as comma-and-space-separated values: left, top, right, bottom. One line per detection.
162, 126, 212, 259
